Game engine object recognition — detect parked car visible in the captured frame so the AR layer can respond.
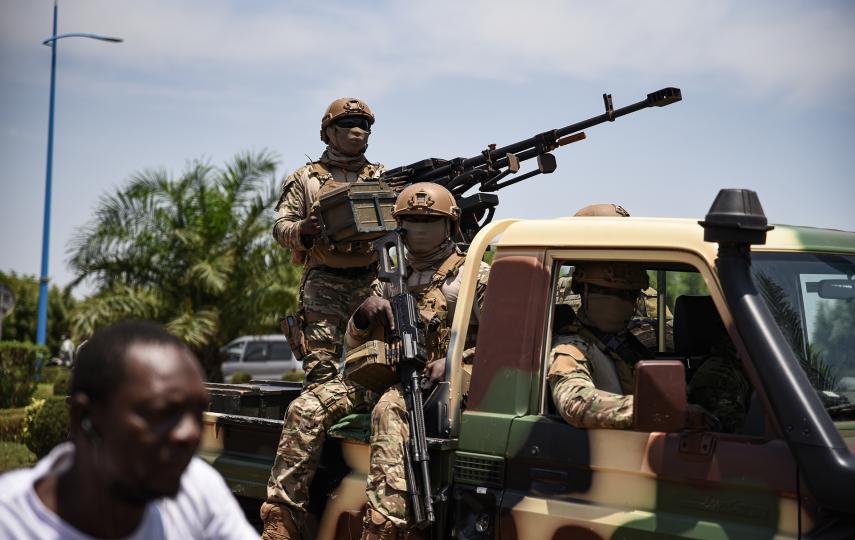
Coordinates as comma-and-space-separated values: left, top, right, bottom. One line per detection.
219, 335, 300, 382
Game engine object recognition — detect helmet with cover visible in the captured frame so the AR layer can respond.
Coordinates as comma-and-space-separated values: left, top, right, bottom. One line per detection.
574, 203, 630, 217
393, 183, 461, 222
320, 98, 375, 143
572, 261, 649, 292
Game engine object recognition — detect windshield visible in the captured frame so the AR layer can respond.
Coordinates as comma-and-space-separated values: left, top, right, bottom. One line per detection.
752, 252, 855, 419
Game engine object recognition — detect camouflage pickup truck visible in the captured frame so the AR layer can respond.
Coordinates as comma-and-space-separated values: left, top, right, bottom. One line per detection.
200, 189, 855, 539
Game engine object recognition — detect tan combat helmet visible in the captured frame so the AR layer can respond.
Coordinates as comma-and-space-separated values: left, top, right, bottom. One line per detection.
320, 98, 375, 143
393, 183, 461, 221
572, 261, 649, 292
574, 203, 630, 217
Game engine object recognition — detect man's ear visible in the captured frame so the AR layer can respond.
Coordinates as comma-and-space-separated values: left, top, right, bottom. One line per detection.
68, 393, 93, 439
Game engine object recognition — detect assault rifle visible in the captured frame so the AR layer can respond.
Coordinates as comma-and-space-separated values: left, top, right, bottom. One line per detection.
372, 231, 435, 529
382, 87, 682, 242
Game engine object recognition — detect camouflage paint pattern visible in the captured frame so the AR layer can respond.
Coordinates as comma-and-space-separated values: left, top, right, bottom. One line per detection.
200, 218, 855, 540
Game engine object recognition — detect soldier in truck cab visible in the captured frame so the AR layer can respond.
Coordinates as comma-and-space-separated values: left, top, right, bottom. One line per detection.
548, 260, 750, 432
344, 183, 490, 539
555, 203, 674, 351
549, 261, 650, 428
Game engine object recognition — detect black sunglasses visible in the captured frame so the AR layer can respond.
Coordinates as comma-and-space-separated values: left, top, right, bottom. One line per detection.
334, 117, 371, 130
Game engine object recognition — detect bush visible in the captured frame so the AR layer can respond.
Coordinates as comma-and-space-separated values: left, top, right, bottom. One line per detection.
0, 407, 27, 442
41, 366, 71, 396
23, 396, 69, 458
281, 370, 305, 382
53, 368, 71, 396
0, 342, 47, 408
231, 371, 253, 384
0, 441, 36, 473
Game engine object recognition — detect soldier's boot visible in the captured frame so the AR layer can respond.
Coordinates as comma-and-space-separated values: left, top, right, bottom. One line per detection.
260, 502, 301, 540
361, 508, 405, 540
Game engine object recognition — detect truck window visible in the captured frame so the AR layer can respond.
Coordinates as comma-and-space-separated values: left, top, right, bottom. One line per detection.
547, 260, 752, 435
244, 342, 268, 362
752, 252, 855, 421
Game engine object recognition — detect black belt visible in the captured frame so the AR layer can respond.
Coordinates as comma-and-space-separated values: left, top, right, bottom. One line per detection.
314, 263, 376, 277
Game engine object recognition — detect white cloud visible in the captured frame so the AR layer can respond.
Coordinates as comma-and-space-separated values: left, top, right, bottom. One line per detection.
3, 1, 853, 105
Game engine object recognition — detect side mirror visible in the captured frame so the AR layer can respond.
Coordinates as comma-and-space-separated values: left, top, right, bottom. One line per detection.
633, 360, 687, 432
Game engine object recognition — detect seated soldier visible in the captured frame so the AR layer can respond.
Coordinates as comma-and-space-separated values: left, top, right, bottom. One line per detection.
687, 313, 751, 433
550, 261, 750, 432
548, 261, 650, 429
555, 203, 673, 352
344, 182, 489, 539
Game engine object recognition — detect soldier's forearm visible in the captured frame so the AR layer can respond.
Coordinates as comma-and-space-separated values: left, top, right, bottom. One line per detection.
273, 219, 305, 251
551, 376, 634, 429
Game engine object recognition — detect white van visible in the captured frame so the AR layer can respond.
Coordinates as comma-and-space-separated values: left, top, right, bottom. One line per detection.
220, 335, 301, 382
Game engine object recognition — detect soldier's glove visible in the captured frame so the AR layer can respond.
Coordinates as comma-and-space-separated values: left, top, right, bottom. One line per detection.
299, 206, 322, 245
685, 404, 722, 432
354, 297, 395, 332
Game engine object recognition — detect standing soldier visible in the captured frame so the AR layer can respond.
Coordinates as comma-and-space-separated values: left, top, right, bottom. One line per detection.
344, 183, 490, 539
262, 98, 384, 539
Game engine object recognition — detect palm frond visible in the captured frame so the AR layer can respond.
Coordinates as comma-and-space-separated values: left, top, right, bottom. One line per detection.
166, 308, 220, 348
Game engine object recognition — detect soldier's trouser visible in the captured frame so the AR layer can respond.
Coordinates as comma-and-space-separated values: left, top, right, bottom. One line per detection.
266, 375, 370, 525
300, 265, 376, 385
364, 384, 411, 528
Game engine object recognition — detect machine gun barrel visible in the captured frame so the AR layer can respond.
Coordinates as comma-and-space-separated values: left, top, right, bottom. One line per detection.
397, 87, 681, 191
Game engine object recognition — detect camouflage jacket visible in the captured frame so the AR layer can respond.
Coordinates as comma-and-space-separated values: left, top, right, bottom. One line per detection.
345, 250, 491, 363
687, 341, 751, 433
272, 160, 384, 268
547, 324, 648, 429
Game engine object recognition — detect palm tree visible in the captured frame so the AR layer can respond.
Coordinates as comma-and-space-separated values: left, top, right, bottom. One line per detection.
67, 150, 300, 380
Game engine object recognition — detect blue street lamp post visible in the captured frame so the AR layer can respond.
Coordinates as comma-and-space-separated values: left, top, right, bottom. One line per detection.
35, 1, 122, 345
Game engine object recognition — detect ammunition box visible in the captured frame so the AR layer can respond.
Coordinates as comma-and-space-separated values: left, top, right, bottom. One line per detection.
344, 339, 399, 393
317, 182, 398, 243
206, 381, 302, 420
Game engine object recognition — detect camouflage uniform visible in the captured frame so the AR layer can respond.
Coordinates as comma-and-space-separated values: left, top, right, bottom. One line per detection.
548, 321, 648, 429
549, 319, 751, 432
266, 159, 384, 530
688, 338, 751, 433
346, 249, 490, 530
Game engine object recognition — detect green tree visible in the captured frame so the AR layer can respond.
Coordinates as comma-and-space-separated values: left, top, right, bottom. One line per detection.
0, 272, 76, 353
67, 151, 300, 380
755, 273, 837, 392
812, 300, 855, 379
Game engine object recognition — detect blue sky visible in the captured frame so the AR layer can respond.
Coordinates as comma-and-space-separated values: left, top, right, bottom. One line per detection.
1, 0, 854, 295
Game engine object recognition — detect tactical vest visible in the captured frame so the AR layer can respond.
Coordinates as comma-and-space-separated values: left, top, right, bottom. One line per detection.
307, 162, 383, 267
564, 321, 647, 395
412, 250, 467, 364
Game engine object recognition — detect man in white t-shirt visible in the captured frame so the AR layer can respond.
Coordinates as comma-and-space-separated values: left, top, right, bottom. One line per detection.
0, 320, 257, 539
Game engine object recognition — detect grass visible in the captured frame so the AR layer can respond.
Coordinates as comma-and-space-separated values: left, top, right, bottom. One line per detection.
0, 441, 36, 473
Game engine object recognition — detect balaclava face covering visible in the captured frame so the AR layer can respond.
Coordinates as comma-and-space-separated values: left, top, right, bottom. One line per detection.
582, 288, 636, 334
401, 218, 455, 271
318, 125, 370, 172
